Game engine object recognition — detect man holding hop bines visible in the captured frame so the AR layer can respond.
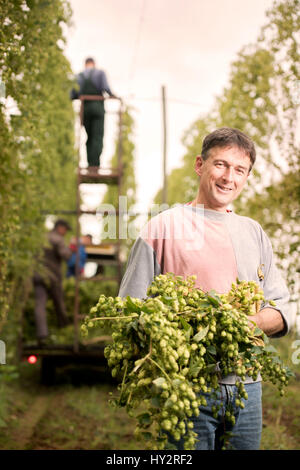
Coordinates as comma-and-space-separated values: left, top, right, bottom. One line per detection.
119, 127, 291, 450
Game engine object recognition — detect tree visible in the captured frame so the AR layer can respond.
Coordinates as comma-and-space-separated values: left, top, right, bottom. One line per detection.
230, 0, 300, 303
0, 0, 76, 333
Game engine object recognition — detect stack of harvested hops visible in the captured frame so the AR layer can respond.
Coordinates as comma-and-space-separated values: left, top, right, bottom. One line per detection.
81, 273, 293, 450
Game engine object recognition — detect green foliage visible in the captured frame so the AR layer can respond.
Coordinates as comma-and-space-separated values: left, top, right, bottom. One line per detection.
101, 106, 137, 255
0, 0, 76, 333
102, 107, 136, 209
0, 365, 19, 384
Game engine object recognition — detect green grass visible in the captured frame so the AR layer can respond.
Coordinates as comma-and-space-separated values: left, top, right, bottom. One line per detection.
260, 331, 300, 450
261, 382, 300, 449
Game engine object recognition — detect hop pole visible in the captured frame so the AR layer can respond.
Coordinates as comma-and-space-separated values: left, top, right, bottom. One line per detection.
162, 85, 167, 205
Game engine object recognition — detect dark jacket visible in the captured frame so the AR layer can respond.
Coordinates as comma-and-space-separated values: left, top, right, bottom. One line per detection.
34, 230, 72, 284
70, 68, 114, 100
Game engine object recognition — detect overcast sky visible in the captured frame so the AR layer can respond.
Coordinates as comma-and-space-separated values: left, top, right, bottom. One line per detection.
64, 0, 275, 214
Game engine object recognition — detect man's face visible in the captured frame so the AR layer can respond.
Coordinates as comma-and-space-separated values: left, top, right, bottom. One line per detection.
195, 145, 251, 212
85, 61, 95, 69
81, 236, 92, 245
56, 225, 68, 237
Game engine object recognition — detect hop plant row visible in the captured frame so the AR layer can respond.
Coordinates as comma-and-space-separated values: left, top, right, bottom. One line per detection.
81, 273, 293, 450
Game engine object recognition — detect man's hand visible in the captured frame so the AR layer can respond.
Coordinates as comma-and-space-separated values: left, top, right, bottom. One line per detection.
110, 94, 122, 103
248, 307, 285, 337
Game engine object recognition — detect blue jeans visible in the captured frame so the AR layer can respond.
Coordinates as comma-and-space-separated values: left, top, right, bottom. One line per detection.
169, 382, 262, 450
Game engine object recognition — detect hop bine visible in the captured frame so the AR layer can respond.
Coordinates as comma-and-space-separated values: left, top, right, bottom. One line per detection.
81, 273, 293, 450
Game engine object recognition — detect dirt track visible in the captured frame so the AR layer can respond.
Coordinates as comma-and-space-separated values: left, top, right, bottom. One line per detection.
0, 365, 142, 450
10, 394, 54, 450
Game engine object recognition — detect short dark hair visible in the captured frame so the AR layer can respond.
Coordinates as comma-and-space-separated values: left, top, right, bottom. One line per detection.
83, 234, 92, 242
85, 57, 95, 65
201, 127, 256, 170
54, 219, 71, 231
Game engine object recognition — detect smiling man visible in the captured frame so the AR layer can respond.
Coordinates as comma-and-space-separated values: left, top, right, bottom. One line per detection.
193, 145, 251, 211
118, 127, 291, 450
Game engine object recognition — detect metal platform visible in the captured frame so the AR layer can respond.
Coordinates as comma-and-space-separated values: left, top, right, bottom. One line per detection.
78, 168, 120, 185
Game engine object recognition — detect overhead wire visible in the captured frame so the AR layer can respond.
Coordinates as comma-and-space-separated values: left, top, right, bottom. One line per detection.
127, 0, 147, 98
125, 0, 206, 110
123, 94, 208, 109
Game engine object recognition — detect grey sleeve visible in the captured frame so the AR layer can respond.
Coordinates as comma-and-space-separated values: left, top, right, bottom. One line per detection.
118, 237, 161, 299
259, 228, 291, 338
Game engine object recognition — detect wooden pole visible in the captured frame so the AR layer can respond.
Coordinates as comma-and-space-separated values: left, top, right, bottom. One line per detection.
74, 102, 82, 354
116, 102, 123, 287
162, 85, 167, 204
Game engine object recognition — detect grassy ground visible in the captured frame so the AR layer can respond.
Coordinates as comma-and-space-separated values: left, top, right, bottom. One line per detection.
0, 334, 299, 450
0, 363, 144, 450
260, 332, 300, 450
261, 381, 300, 449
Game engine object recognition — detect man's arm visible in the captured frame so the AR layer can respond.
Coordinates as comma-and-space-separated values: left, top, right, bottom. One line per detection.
56, 236, 72, 261
100, 70, 114, 96
94, 70, 121, 98
70, 73, 82, 100
250, 226, 291, 337
70, 88, 79, 100
118, 237, 161, 299
248, 307, 285, 337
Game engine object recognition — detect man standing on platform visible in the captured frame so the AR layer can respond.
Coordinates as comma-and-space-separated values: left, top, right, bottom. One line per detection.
71, 57, 119, 172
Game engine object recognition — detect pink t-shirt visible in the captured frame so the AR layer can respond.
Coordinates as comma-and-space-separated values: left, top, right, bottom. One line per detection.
141, 205, 238, 294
